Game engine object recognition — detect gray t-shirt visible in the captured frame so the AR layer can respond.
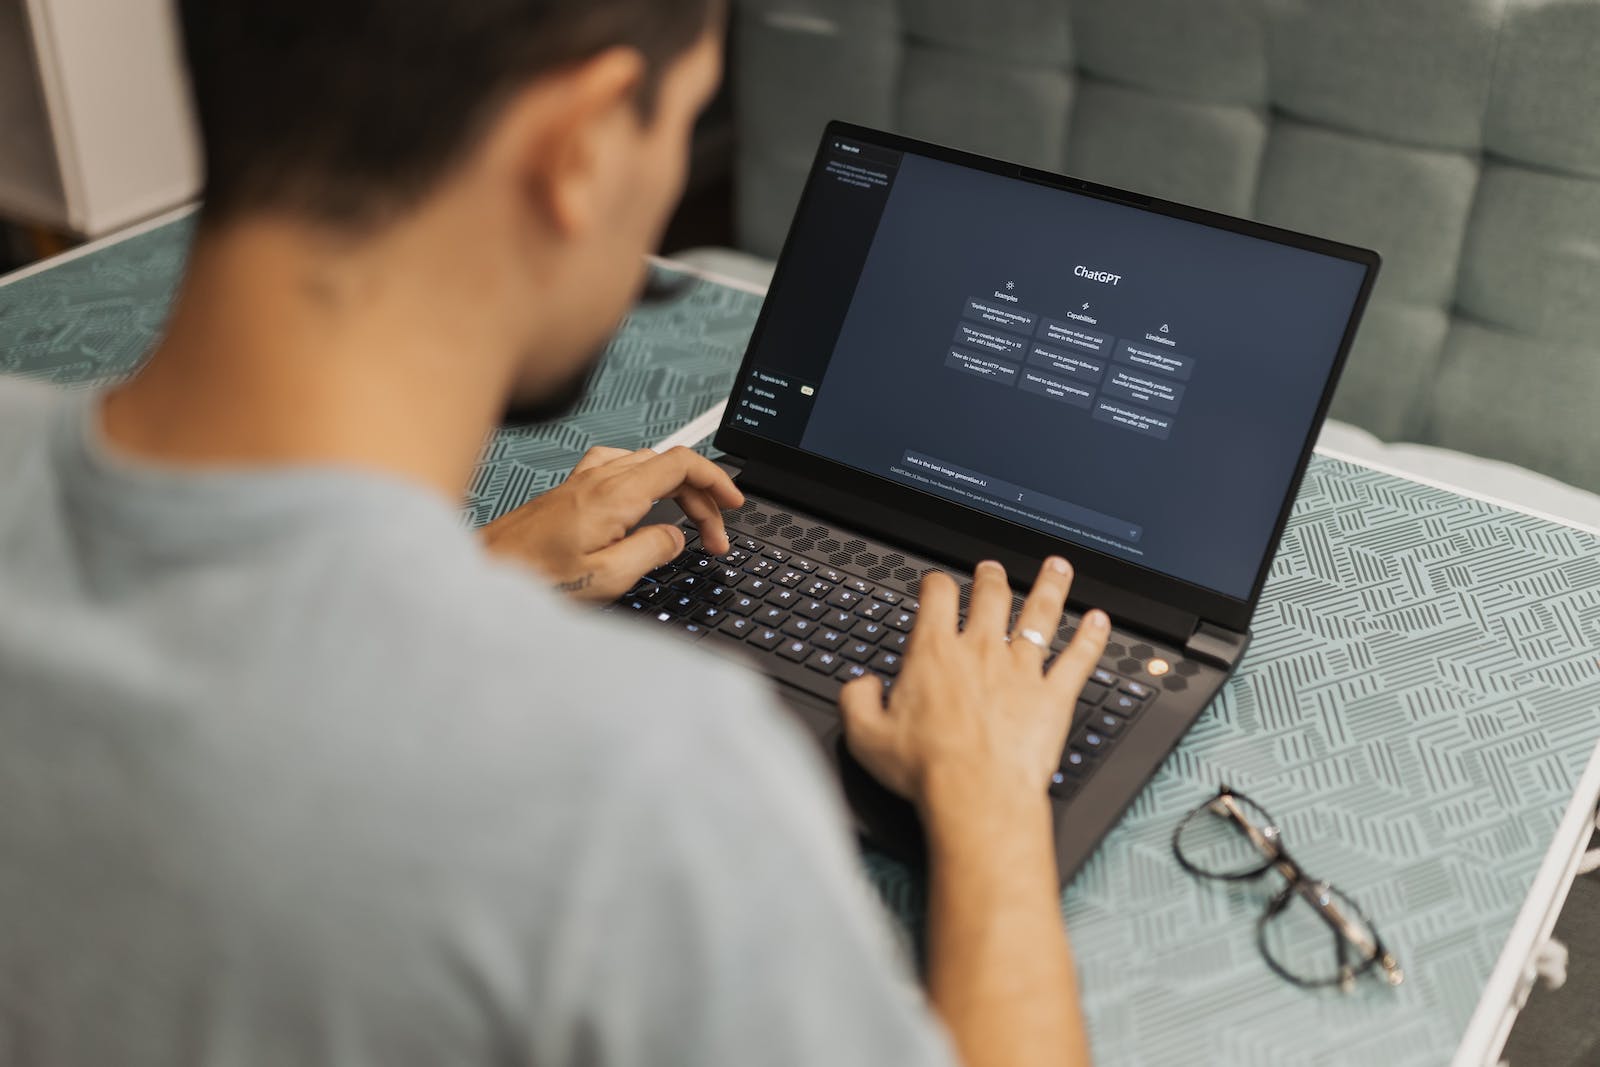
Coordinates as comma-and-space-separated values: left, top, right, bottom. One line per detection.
0, 379, 955, 1067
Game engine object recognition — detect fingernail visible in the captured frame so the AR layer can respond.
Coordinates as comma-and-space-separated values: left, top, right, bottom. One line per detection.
979, 559, 1002, 573
1085, 610, 1109, 629
1047, 556, 1069, 574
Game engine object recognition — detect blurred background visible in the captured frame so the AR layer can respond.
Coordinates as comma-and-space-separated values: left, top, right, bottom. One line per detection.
6, 0, 1600, 520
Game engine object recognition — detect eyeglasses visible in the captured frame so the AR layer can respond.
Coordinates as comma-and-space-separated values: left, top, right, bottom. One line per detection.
1172, 786, 1403, 992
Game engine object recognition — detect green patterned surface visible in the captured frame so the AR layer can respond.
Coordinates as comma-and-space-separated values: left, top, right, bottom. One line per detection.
4, 219, 1600, 1065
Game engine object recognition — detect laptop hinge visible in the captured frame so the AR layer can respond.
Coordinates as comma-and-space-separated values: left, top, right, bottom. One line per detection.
1186, 621, 1251, 671
736, 459, 1213, 652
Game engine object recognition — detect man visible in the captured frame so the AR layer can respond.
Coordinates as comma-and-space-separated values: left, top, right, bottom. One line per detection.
0, 2, 1110, 1065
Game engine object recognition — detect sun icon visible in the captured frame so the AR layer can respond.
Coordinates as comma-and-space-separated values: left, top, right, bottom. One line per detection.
1005, 280, 1015, 290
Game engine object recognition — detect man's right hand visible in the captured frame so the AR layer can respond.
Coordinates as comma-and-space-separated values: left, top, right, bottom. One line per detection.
839, 557, 1109, 1067
839, 556, 1111, 818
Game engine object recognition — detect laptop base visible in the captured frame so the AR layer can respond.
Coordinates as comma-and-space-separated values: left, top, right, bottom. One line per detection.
611, 486, 1240, 888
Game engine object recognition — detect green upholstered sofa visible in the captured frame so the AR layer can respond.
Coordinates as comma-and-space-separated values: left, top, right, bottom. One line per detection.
719, 0, 1600, 511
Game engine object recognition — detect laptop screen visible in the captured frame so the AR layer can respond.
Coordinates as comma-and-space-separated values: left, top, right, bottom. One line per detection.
728, 132, 1370, 601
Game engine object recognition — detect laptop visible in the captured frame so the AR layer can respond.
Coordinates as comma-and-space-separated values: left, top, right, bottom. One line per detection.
613, 121, 1380, 887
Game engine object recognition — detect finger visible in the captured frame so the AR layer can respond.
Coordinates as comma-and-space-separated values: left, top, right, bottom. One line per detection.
602, 447, 744, 522
910, 570, 959, 653
580, 524, 686, 600
571, 445, 637, 475
675, 486, 730, 555
1012, 556, 1073, 655
838, 677, 901, 790
839, 674, 888, 736
1047, 608, 1111, 703
963, 560, 1011, 638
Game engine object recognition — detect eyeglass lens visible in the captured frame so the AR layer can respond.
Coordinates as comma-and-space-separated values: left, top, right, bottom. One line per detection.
1260, 880, 1381, 988
1174, 791, 1281, 878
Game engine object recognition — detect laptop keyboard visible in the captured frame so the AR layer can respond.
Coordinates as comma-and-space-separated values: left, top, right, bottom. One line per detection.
606, 527, 1165, 802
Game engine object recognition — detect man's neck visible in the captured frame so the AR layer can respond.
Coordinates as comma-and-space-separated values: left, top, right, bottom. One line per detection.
101, 219, 516, 502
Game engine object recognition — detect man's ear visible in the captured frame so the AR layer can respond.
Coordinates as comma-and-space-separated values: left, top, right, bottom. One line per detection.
495, 47, 648, 240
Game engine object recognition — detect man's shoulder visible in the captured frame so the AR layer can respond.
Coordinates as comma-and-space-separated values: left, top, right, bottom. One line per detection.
327, 534, 739, 701
0, 376, 63, 451
285, 532, 795, 783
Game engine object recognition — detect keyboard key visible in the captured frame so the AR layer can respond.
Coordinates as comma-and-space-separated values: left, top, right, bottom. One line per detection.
720, 615, 755, 638
736, 536, 764, 553
845, 577, 873, 595
698, 583, 734, 605
692, 604, 725, 625
1078, 730, 1108, 754
717, 566, 743, 585
754, 605, 786, 625
806, 649, 841, 673
666, 594, 696, 617
739, 576, 772, 596
1061, 748, 1090, 775
774, 568, 806, 587
1091, 711, 1125, 735
1103, 692, 1142, 715
794, 598, 829, 620
727, 593, 759, 615
874, 589, 902, 605
720, 548, 749, 566
777, 637, 809, 662
813, 628, 847, 651
859, 601, 891, 621
748, 627, 784, 651
854, 621, 887, 643
668, 573, 703, 591
1092, 667, 1117, 687
868, 650, 903, 675
802, 579, 834, 599
781, 616, 818, 639
745, 559, 776, 578
818, 567, 847, 584
688, 556, 716, 574
791, 558, 818, 573
1049, 770, 1076, 799
886, 610, 917, 632
768, 587, 800, 607
764, 547, 790, 562
837, 662, 870, 681
828, 589, 863, 609
1080, 682, 1109, 705
620, 597, 650, 612
823, 609, 855, 630
675, 619, 711, 641
1122, 680, 1154, 699
884, 632, 910, 652
842, 640, 876, 663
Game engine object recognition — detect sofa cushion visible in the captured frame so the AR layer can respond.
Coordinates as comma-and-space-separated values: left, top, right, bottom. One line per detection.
731, 0, 1600, 492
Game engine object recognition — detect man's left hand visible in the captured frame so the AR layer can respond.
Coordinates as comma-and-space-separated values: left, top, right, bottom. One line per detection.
482, 445, 744, 602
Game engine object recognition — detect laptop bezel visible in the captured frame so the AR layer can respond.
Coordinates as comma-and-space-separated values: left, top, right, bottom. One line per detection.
713, 121, 1380, 634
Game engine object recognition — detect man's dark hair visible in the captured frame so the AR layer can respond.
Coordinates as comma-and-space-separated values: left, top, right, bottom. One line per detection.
178, 1, 720, 228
